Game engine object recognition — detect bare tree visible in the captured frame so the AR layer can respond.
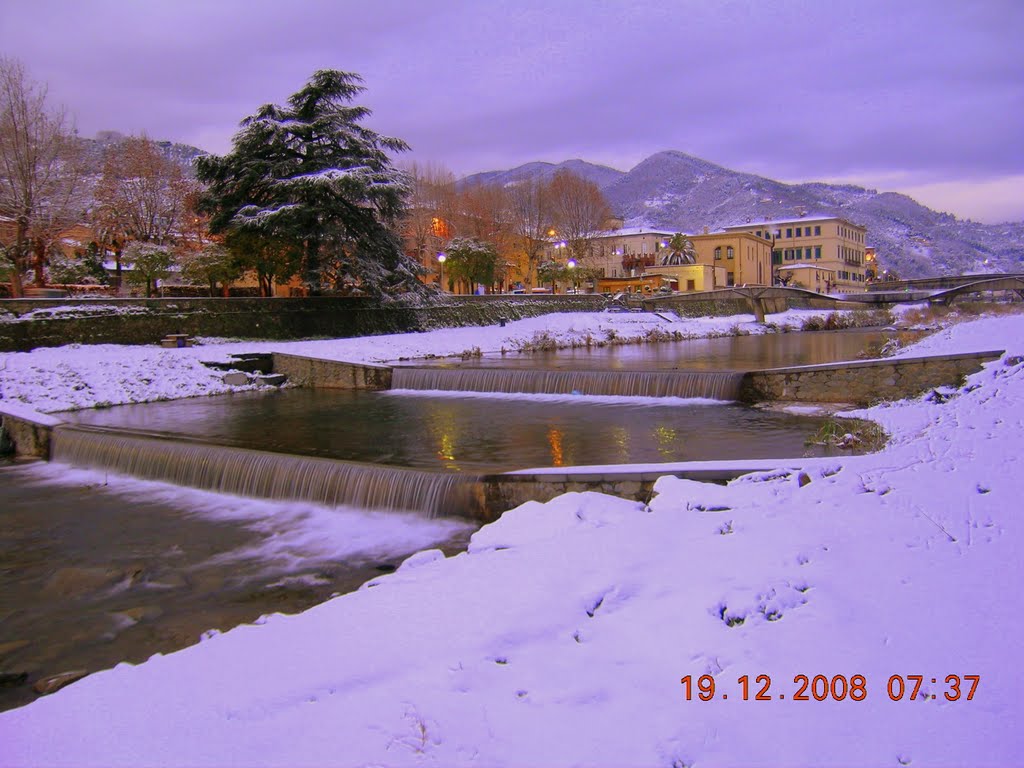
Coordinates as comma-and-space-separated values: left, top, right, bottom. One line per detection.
0, 57, 85, 296
401, 162, 456, 283
93, 135, 195, 287
452, 182, 523, 291
548, 169, 612, 266
507, 175, 552, 288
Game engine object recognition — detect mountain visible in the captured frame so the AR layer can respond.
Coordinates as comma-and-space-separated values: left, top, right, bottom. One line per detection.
78, 132, 208, 175
462, 159, 624, 191
466, 150, 1024, 278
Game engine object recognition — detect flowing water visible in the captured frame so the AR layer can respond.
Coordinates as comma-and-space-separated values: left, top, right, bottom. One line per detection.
390, 368, 745, 399
52, 426, 482, 518
0, 460, 473, 713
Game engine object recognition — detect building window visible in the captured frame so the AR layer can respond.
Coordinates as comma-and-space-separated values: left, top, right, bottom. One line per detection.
772, 249, 782, 264
805, 247, 812, 259
726, 247, 734, 260
714, 247, 722, 260
814, 246, 821, 259
814, 226, 821, 236
786, 228, 793, 238
796, 227, 802, 237
686, 279, 695, 291
727, 273, 735, 286
775, 230, 782, 239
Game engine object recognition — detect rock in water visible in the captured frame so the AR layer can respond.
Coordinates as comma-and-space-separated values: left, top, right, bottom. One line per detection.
223, 372, 252, 386
33, 670, 88, 695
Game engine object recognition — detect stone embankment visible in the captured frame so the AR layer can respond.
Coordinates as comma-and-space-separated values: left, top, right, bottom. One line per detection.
739, 350, 1003, 406
0, 295, 604, 352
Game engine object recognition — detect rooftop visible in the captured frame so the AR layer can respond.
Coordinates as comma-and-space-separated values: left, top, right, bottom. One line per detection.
722, 215, 865, 230
595, 226, 676, 238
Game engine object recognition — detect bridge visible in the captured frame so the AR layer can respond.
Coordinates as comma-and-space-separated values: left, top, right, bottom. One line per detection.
642, 285, 868, 322
867, 272, 1024, 293
642, 275, 1024, 320
924, 277, 1024, 306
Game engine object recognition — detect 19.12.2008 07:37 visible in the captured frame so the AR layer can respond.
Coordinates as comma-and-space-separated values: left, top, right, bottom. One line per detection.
680, 674, 980, 702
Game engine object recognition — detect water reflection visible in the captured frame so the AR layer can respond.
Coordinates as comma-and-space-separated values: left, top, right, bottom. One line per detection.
66, 389, 853, 472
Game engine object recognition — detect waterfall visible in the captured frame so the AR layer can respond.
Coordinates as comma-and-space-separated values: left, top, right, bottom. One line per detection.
391, 367, 744, 400
51, 425, 483, 519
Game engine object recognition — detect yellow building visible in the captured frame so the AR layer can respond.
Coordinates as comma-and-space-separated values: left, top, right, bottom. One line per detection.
644, 263, 727, 292
777, 264, 837, 293
686, 232, 772, 287
722, 216, 868, 293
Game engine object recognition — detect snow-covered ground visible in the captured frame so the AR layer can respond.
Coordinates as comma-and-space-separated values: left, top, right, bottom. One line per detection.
1, 307, 1023, 766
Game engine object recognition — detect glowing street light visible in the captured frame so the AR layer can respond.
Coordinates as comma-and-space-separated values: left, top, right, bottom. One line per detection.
437, 252, 447, 291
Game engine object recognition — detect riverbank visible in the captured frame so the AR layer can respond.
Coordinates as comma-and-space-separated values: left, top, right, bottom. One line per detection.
0, 310, 1021, 766
3, 306, 907, 415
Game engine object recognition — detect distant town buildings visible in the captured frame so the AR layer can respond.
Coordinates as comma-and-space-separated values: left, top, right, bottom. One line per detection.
722, 216, 869, 293
539, 216, 861, 293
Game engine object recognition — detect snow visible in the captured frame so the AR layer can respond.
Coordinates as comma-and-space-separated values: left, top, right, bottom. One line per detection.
0, 400, 63, 427
1, 308, 1023, 766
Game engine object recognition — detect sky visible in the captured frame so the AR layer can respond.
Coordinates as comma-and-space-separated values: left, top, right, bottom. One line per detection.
2, 0, 1023, 223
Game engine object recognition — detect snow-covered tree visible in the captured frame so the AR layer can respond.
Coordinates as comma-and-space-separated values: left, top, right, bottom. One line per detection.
122, 241, 173, 297
179, 243, 240, 296
443, 237, 499, 293
196, 70, 425, 298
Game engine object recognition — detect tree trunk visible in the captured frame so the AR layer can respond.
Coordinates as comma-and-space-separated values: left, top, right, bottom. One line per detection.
9, 221, 29, 298
303, 240, 321, 296
33, 239, 47, 287
9, 265, 25, 298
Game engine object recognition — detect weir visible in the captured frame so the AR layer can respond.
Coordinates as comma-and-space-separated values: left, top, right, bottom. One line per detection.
51, 425, 484, 519
390, 367, 745, 400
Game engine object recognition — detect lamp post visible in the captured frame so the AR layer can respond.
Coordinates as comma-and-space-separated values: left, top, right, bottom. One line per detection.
567, 257, 577, 294
553, 241, 567, 292
437, 252, 447, 292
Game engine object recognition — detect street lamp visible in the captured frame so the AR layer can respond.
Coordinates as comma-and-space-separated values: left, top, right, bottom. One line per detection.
437, 252, 447, 292
553, 241, 567, 292
566, 258, 577, 294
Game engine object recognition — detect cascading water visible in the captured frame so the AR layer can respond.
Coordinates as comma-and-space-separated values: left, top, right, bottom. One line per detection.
51, 425, 483, 519
391, 367, 745, 400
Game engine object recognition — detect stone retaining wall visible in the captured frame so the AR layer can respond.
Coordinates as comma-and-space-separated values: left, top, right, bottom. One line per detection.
476, 467, 766, 521
0, 407, 63, 458
0, 295, 605, 352
271, 353, 392, 389
739, 350, 1004, 406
